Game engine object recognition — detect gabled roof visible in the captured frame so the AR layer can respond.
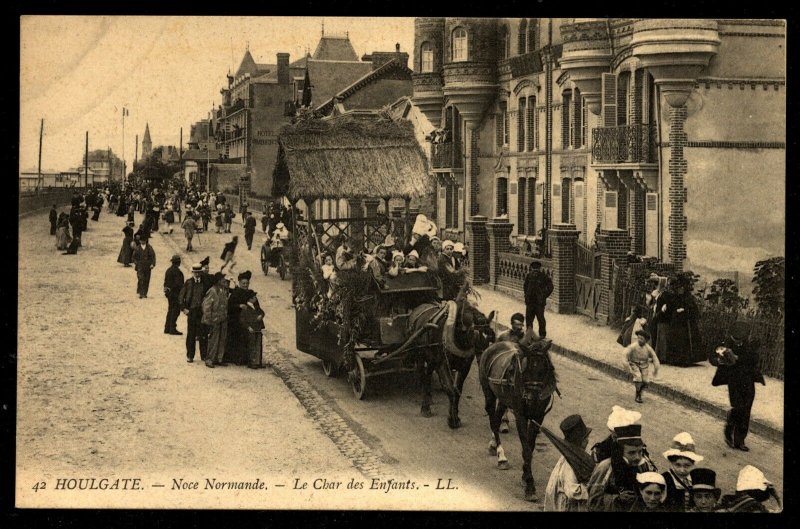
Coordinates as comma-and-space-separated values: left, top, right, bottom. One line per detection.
315, 58, 413, 114
182, 148, 222, 161
272, 115, 431, 200
312, 35, 359, 61
306, 59, 371, 109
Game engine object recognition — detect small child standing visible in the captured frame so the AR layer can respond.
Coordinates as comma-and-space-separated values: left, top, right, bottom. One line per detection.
624, 329, 660, 403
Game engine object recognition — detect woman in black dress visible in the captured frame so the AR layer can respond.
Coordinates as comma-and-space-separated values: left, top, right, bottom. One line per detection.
117, 224, 135, 267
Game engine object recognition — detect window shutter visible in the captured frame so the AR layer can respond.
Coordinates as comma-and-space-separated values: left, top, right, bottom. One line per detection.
574, 181, 585, 237
645, 192, 659, 257
496, 110, 503, 150
602, 73, 617, 128
552, 183, 562, 226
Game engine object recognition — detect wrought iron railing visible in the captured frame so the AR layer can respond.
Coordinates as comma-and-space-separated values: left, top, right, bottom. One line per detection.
430, 140, 463, 170
591, 123, 657, 164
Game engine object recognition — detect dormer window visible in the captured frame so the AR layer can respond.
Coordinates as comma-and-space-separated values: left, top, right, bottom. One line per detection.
452, 28, 468, 62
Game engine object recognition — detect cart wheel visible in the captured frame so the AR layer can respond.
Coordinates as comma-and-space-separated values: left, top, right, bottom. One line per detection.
261, 247, 269, 275
322, 359, 337, 377
350, 355, 367, 400
279, 255, 287, 280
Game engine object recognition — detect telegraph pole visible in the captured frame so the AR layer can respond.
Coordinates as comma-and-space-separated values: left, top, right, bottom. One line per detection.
84, 131, 89, 189
37, 119, 44, 193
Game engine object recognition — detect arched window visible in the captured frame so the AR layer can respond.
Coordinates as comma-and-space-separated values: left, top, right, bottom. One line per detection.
518, 19, 528, 55
452, 28, 468, 62
420, 41, 434, 72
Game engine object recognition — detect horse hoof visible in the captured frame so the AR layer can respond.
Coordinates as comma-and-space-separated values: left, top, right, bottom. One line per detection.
421, 408, 433, 418
497, 461, 510, 471
447, 417, 461, 429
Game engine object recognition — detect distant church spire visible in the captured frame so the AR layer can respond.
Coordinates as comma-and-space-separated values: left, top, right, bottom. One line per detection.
142, 123, 152, 159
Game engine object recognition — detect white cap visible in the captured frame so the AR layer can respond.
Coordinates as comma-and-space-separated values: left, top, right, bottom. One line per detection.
453, 242, 465, 253
607, 405, 642, 431
443, 240, 455, 249
408, 250, 420, 259
392, 250, 404, 260
662, 432, 704, 463
276, 222, 285, 229
636, 472, 666, 487
736, 465, 771, 492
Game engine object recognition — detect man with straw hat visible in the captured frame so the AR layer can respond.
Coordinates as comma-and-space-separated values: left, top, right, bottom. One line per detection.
587, 422, 658, 512
543, 414, 593, 511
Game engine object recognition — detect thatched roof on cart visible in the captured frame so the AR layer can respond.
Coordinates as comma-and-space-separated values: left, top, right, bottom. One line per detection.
271, 115, 431, 200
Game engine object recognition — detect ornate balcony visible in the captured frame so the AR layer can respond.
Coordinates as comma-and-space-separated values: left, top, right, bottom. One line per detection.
591, 124, 657, 165
430, 141, 463, 170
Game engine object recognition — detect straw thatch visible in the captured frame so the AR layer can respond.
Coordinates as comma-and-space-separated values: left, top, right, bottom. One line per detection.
272, 115, 432, 200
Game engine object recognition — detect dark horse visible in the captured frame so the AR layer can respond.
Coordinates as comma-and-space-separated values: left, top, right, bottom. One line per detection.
479, 332, 558, 502
407, 285, 496, 429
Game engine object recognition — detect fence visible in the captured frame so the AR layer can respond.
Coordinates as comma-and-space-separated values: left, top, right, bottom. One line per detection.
495, 252, 552, 299
19, 188, 87, 217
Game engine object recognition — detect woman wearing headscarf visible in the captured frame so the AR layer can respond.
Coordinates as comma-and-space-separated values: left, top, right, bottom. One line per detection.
660, 274, 704, 365
117, 223, 135, 267
55, 213, 72, 251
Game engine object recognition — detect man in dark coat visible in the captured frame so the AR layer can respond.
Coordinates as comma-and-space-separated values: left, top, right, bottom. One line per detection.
239, 289, 265, 369
163, 254, 185, 335
243, 211, 257, 250
179, 263, 211, 362
132, 237, 156, 298
711, 320, 765, 451
523, 260, 553, 338
49, 205, 58, 235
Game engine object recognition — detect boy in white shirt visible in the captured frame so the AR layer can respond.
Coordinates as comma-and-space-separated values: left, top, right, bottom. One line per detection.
624, 329, 660, 403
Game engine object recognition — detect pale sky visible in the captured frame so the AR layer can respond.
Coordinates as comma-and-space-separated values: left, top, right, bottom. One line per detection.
19, 16, 415, 172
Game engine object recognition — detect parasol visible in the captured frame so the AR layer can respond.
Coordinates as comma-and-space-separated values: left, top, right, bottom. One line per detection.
530, 418, 596, 483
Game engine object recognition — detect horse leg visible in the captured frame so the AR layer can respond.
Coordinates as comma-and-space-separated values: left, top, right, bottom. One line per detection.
436, 359, 459, 429
514, 413, 537, 502
494, 402, 510, 470
484, 392, 500, 456
419, 359, 434, 418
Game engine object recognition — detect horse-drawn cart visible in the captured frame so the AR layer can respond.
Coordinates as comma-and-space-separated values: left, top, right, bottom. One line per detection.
271, 115, 494, 426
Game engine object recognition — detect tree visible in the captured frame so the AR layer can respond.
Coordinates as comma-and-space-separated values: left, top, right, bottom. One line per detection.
752, 256, 784, 318
705, 278, 748, 312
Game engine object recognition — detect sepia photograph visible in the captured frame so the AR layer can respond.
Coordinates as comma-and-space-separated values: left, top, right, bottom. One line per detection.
16, 15, 785, 513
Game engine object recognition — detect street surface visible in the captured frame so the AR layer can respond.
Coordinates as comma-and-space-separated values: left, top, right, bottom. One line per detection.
16, 209, 783, 510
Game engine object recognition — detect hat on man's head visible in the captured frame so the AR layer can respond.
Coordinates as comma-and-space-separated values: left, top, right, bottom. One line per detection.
191, 263, 203, 272
613, 424, 643, 444
662, 432, 704, 463
607, 405, 641, 431
560, 414, 592, 446
170, 254, 181, 263
212, 272, 226, 283
530, 260, 542, 269
238, 270, 252, 281
736, 465, 771, 492
690, 468, 720, 495
200, 256, 210, 267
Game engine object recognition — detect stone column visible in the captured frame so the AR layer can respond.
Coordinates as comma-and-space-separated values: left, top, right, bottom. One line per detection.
487, 217, 514, 288
466, 215, 488, 285
597, 228, 631, 321
548, 223, 579, 314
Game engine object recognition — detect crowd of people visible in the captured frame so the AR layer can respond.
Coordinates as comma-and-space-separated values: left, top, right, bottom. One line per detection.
540, 404, 780, 512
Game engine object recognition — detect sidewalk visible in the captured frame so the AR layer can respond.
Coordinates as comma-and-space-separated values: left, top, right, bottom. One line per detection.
473, 286, 784, 442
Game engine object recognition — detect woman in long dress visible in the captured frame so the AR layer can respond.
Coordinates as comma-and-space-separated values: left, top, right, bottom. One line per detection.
661, 279, 704, 366
55, 213, 71, 250
117, 224, 134, 267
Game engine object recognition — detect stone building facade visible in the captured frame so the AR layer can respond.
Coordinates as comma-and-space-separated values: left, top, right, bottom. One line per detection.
412, 18, 785, 297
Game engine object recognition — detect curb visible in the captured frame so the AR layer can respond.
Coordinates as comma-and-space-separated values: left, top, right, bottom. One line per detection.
491, 322, 783, 444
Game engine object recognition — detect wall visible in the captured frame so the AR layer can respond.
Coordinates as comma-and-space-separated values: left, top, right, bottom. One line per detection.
248, 83, 294, 197
19, 189, 82, 217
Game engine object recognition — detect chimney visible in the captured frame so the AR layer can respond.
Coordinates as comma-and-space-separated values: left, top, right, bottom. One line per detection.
363, 44, 409, 71
277, 53, 290, 85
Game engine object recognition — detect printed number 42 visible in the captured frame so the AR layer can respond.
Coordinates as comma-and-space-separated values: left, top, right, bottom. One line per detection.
32, 481, 46, 492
